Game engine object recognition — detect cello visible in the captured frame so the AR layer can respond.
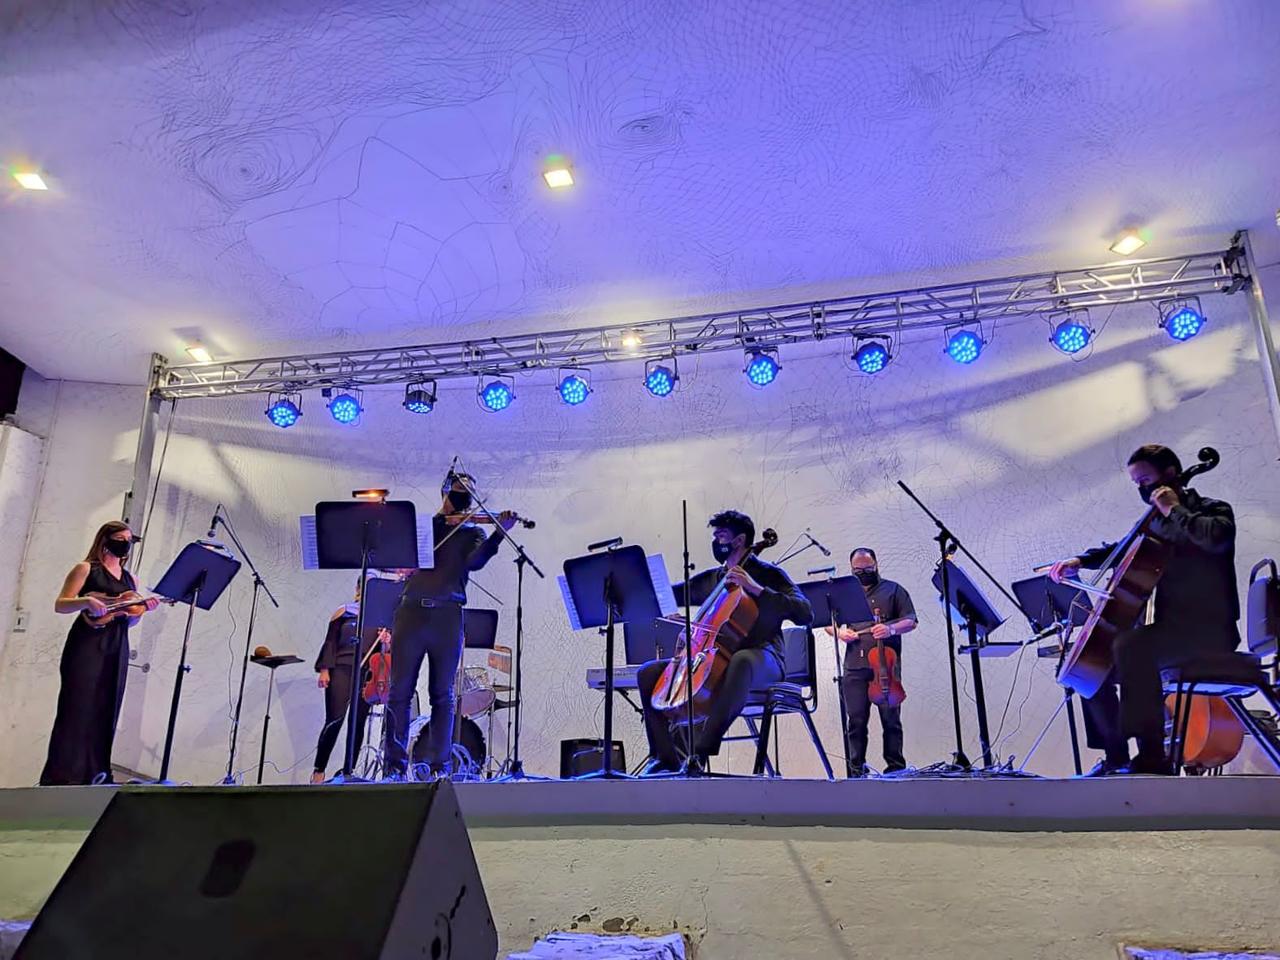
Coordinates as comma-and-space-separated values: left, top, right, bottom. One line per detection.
651, 528, 778, 717
1057, 447, 1220, 698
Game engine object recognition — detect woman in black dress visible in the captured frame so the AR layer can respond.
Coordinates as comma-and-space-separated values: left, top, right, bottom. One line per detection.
41, 521, 157, 785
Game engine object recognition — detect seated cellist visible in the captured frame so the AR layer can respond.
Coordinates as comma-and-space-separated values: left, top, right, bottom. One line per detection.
636, 510, 813, 773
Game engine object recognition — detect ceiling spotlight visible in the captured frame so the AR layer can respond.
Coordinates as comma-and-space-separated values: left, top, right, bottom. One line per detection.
744, 348, 780, 388
1109, 229, 1147, 257
557, 369, 591, 406
542, 155, 574, 189
403, 380, 436, 414
852, 337, 891, 375
945, 326, 984, 365
644, 360, 678, 398
327, 389, 363, 425
620, 329, 644, 350
1158, 298, 1206, 342
185, 344, 213, 364
1049, 310, 1094, 355
12, 171, 48, 191
264, 393, 302, 429
478, 376, 515, 412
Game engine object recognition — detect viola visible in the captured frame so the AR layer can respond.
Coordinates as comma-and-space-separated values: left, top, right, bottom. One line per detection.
651, 528, 778, 717
1058, 448, 1220, 697
865, 616, 906, 708
361, 627, 393, 704
1165, 693, 1244, 770
81, 591, 173, 628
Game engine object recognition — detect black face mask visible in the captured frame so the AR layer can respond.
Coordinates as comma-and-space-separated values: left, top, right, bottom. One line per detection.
854, 568, 880, 588
446, 489, 473, 512
712, 540, 735, 564
1138, 479, 1176, 505
104, 539, 132, 559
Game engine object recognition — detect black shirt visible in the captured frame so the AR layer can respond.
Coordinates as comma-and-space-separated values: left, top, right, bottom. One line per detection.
679, 554, 814, 661
400, 514, 503, 606
841, 578, 916, 672
313, 608, 379, 671
1077, 488, 1238, 628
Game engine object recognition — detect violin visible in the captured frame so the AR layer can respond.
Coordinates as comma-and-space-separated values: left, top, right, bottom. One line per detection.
361, 627, 393, 705
651, 528, 778, 717
864, 612, 907, 708
81, 591, 173, 628
442, 511, 536, 529
1058, 447, 1221, 697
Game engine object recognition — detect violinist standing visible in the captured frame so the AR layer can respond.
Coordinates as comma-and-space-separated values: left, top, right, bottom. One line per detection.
383, 470, 516, 779
827, 548, 917, 777
41, 521, 159, 785
1048, 444, 1239, 776
311, 577, 388, 783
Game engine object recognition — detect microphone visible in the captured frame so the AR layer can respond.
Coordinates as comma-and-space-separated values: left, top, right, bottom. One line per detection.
588, 536, 623, 552
206, 504, 221, 540
808, 565, 837, 577
805, 529, 832, 557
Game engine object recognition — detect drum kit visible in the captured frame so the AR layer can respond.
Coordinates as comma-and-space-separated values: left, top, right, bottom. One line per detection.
404, 664, 502, 781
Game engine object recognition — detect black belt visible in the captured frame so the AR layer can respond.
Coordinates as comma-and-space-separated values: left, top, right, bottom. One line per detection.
404, 597, 462, 609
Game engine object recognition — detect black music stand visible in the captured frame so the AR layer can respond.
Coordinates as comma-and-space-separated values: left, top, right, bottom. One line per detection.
799, 575, 874, 778
623, 616, 681, 664
1012, 574, 1091, 774
932, 559, 1009, 769
563, 545, 663, 779
315, 500, 419, 781
152, 542, 241, 783
249, 653, 303, 784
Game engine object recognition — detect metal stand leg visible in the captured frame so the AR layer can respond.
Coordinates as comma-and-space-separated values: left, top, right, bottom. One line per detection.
256, 669, 275, 785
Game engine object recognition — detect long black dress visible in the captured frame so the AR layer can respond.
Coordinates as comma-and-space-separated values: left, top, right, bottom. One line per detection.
39, 563, 135, 785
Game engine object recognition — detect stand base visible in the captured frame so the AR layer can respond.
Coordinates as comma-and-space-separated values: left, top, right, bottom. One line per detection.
494, 761, 553, 783
573, 768, 637, 781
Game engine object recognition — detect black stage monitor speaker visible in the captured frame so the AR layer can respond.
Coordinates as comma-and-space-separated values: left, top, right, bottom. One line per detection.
16, 783, 496, 960
560, 738, 626, 778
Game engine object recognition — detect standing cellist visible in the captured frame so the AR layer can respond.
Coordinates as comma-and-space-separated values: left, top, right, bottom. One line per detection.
636, 510, 813, 774
1047, 444, 1239, 776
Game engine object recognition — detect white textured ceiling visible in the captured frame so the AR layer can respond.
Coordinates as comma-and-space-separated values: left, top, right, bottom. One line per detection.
1, 0, 1278, 383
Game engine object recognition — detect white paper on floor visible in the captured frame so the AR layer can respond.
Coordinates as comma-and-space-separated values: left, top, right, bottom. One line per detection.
505, 931, 686, 960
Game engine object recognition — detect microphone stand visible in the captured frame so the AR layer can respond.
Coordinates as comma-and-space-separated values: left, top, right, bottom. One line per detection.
217, 508, 280, 785
451, 464, 550, 782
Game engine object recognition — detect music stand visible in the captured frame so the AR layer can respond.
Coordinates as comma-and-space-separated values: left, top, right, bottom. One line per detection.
562, 545, 664, 779
152, 542, 241, 783
1012, 574, 1091, 774
315, 500, 419, 780
623, 617, 682, 664
931, 559, 1009, 769
249, 653, 303, 784
799, 575, 874, 778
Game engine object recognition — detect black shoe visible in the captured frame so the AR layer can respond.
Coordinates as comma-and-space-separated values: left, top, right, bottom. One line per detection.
1078, 756, 1129, 778
381, 770, 408, 783
640, 758, 680, 777
1126, 754, 1175, 776
883, 763, 906, 775
847, 763, 869, 779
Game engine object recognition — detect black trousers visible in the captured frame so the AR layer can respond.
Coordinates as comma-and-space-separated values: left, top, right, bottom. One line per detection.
313, 663, 372, 775
385, 603, 464, 774
637, 647, 784, 766
40, 625, 129, 785
841, 668, 905, 772
1080, 620, 1239, 763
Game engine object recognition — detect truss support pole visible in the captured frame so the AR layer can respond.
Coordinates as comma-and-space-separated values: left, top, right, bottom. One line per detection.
123, 353, 167, 531
1239, 230, 1280, 451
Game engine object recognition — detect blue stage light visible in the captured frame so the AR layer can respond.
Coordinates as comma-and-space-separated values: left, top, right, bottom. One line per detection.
946, 329, 983, 364
1052, 320, 1092, 355
558, 373, 590, 406
1164, 306, 1205, 342
264, 396, 301, 428
853, 341, 890, 374
403, 383, 435, 414
479, 379, 514, 412
327, 392, 362, 424
645, 363, 676, 397
744, 349, 780, 387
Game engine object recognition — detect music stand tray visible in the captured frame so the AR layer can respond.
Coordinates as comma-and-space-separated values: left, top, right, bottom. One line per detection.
1011, 575, 1091, 633
562, 546, 663, 779
314, 500, 419, 780
463, 608, 499, 650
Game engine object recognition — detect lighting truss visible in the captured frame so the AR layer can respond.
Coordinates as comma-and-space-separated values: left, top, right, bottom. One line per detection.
153, 246, 1246, 400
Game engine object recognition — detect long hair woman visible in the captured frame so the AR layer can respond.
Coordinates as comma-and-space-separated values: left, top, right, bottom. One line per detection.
40, 521, 157, 785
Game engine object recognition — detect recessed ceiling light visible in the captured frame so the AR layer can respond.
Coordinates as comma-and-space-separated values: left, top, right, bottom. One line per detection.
1109, 229, 1146, 256
185, 344, 213, 364
13, 171, 48, 191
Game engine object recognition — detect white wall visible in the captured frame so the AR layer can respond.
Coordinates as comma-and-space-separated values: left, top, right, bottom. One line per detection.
0, 424, 44, 665
2, 294, 1280, 786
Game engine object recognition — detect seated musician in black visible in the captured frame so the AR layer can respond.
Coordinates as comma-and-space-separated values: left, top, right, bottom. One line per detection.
1049, 444, 1239, 776
636, 510, 814, 773
828, 548, 917, 777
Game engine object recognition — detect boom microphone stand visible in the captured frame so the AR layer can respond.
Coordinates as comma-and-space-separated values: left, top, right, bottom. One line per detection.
216, 507, 280, 785
450, 463, 549, 782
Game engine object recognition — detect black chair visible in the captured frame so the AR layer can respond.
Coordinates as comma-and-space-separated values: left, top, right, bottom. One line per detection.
1162, 558, 1280, 772
720, 625, 834, 780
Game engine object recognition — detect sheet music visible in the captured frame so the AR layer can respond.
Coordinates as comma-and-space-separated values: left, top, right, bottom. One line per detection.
558, 574, 583, 630
647, 554, 678, 617
299, 512, 435, 569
